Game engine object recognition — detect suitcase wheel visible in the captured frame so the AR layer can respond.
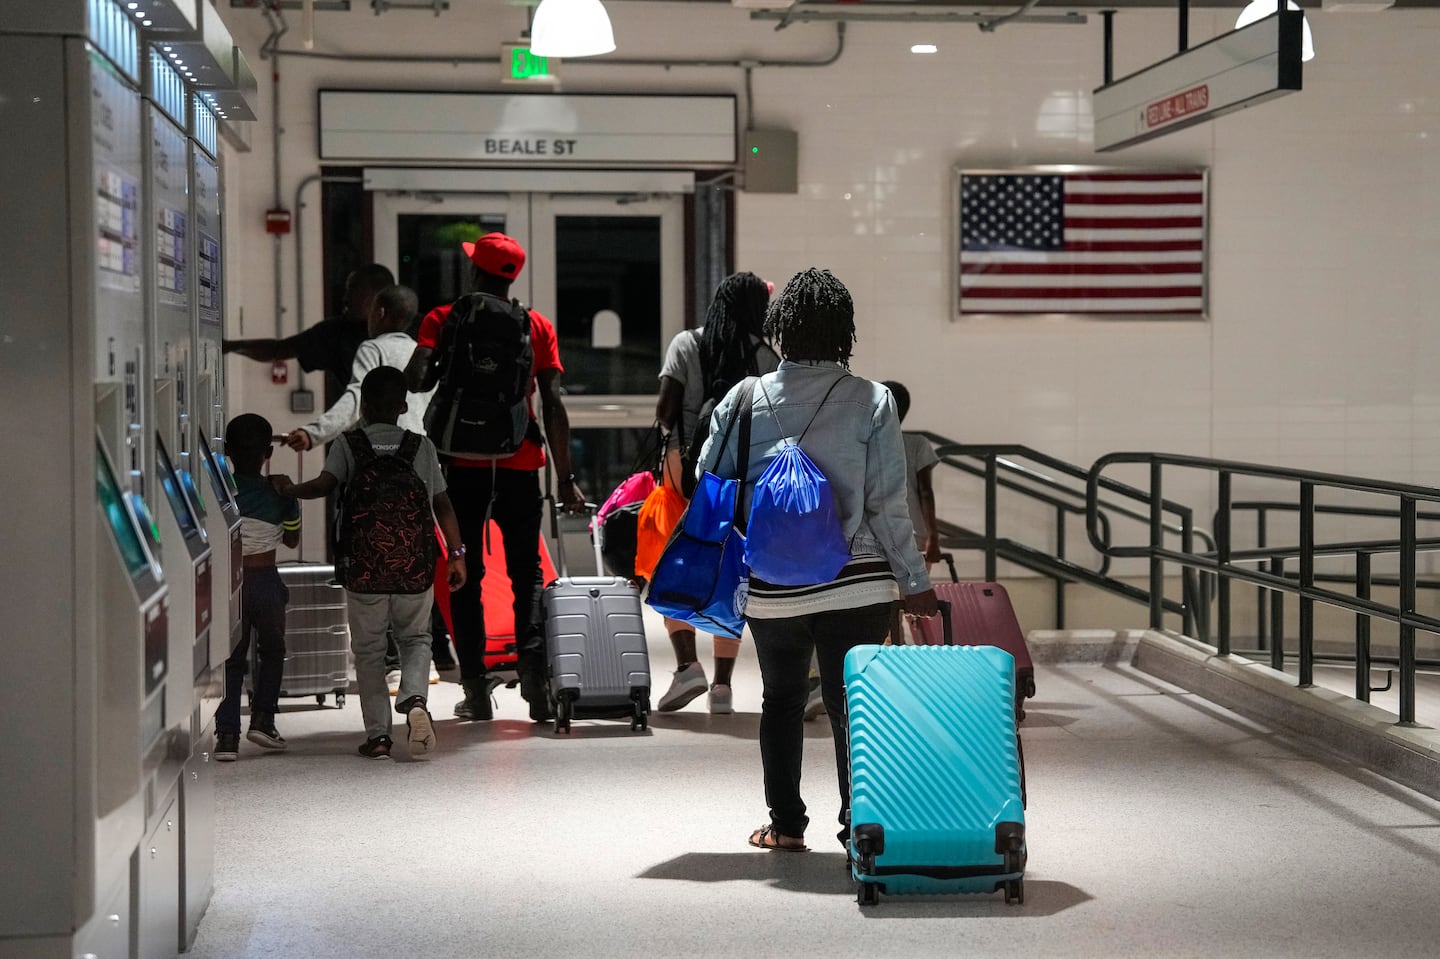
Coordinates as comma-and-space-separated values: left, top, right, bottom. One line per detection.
1003, 878, 1025, 905
554, 697, 573, 734
315, 695, 326, 707
856, 881, 880, 907
335, 693, 346, 708
630, 708, 649, 733
1025, 676, 1037, 699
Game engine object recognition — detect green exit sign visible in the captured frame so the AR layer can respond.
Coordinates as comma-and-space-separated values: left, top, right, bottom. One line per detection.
502, 43, 557, 83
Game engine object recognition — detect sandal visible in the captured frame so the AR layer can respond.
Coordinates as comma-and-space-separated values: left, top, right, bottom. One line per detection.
748, 824, 808, 852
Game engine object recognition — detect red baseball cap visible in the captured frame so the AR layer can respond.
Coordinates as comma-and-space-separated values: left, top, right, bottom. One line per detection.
462, 232, 526, 279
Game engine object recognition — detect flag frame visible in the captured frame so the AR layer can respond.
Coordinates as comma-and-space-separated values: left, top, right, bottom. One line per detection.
953, 165, 1209, 322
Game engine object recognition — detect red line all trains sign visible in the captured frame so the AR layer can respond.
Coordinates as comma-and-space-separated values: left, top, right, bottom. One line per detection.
1146, 85, 1210, 129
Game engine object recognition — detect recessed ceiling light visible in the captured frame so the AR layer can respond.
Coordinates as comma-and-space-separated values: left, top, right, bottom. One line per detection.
127, 2, 138, 8
911, 43, 938, 54
162, 45, 171, 51
143, 20, 152, 26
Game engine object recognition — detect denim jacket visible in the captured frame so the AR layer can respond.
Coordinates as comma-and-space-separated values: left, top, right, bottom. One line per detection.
697, 360, 932, 596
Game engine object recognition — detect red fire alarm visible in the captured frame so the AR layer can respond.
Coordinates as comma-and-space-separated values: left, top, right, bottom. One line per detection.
270, 360, 289, 385
265, 209, 292, 235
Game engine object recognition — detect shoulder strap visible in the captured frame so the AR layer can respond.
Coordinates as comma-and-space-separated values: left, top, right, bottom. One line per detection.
396, 430, 422, 466
798, 374, 848, 444
733, 379, 755, 531
343, 429, 375, 466
706, 377, 757, 532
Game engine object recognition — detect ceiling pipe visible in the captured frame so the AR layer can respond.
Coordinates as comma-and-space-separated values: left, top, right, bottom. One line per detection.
750, 8, 1086, 26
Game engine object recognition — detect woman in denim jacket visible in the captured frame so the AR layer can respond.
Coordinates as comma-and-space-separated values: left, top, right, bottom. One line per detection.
697, 267, 939, 852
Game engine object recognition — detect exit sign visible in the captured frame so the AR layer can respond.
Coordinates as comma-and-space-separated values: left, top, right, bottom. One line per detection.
502, 43, 558, 84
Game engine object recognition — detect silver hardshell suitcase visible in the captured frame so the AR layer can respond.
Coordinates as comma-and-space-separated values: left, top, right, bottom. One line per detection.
249, 563, 350, 708
544, 504, 651, 733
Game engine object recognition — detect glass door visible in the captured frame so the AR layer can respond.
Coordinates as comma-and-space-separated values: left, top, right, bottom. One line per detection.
529, 195, 683, 502
373, 190, 685, 502
372, 192, 531, 319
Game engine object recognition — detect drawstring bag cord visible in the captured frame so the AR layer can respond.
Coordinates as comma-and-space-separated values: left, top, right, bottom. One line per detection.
754, 373, 859, 552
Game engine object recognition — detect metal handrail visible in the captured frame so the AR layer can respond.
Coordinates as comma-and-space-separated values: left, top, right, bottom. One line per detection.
1086, 451, 1440, 725
919, 434, 1213, 639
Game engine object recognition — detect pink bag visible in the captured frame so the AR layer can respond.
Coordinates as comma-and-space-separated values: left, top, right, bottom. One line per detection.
593, 470, 658, 532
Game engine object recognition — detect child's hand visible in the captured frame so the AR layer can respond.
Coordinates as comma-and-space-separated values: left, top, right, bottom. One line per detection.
446, 556, 467, 592
271, 474, 297, 498
284, 429, 313, 452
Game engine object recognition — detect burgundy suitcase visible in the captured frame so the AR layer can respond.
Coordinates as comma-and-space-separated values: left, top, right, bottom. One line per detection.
914, 581, 1035, 717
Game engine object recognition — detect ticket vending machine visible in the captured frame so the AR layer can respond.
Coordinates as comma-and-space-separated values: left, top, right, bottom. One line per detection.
191, 97, 242, 694
0, 4, 158, 955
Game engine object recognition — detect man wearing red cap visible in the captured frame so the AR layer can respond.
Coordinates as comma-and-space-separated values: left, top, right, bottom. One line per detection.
406, 233, 585, 722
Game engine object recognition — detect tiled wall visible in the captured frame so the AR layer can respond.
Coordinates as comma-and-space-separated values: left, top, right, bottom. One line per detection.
219, 3, 1440, 569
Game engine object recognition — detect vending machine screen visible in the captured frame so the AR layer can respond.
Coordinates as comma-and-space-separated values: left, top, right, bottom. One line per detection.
156, 438, 200, 538
97, 443, 151, 579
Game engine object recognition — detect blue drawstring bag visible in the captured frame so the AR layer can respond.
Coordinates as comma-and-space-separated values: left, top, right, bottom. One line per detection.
646, 380, 757, 638
744, 376, 852, 586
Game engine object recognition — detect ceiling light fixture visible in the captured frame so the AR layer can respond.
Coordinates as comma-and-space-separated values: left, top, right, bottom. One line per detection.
1235, 0, 1315, 62
911, 43, 938, 54
530, 0, 616, 58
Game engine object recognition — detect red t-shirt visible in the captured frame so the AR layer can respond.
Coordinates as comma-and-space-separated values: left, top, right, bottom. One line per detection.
417, 301, 563, 471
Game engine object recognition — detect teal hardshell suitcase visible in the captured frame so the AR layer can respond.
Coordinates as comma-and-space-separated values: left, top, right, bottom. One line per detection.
844, 618, 1027, 906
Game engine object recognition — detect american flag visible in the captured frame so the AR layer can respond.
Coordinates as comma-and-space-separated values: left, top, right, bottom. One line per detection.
958, 171, 1205, 316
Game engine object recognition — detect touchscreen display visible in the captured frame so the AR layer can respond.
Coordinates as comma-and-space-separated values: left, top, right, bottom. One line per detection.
97, 442, 151, 579
156, 437, 199, 537
179, 461, 207, 521
200, 442, 235, 511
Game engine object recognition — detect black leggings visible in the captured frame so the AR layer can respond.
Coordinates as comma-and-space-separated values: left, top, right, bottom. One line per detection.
747, 603, 892, 842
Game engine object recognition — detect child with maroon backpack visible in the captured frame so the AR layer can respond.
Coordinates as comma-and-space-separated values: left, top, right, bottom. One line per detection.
274, 367, 467, 760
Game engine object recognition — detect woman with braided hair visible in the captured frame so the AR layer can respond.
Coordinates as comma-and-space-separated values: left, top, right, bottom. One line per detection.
652, 271, 780, 713
696, 267, 938, 852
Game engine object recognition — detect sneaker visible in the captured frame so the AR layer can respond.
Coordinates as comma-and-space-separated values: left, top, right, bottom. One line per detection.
246, 724, 288, 750
429, 664, 441, 685
657, 662, 708, 712
386, 670, 402, 696
708, 683, 734, 715
215, 732, 240, 762
803, 683, 826, 722
358, 735, 393, 760
406, 704, 436, 759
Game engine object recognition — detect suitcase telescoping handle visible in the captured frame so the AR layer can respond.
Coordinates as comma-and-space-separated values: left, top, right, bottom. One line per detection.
935, 598, 953, 645
540, 444, 603, 577
940, 552, 959, 584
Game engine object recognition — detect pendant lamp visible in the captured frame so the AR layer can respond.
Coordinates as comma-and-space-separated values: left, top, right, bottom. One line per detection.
1235, 0, 1316, 62
530, 0, 616, 58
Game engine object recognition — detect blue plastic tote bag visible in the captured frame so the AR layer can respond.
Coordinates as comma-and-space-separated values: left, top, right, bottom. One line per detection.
743, 375, 852, 586
646, 380, 756, 638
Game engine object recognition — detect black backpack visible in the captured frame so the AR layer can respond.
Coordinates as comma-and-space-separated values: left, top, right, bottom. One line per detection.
425, 292, 535, 460
336, 430, 438, 595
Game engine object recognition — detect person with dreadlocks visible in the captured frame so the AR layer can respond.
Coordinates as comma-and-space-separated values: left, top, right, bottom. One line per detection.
652, 271, 780, 713
696, 267, 938, 853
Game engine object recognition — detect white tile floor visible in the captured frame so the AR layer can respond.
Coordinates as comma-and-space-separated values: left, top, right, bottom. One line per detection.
189, 614, 1440, 959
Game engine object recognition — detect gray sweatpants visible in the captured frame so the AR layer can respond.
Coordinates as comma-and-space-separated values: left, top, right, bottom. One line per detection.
347, 588, 434, 740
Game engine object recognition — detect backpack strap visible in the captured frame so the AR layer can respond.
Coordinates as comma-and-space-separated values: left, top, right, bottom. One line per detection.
343, 428, 376, 467
396, 430, 423, 466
